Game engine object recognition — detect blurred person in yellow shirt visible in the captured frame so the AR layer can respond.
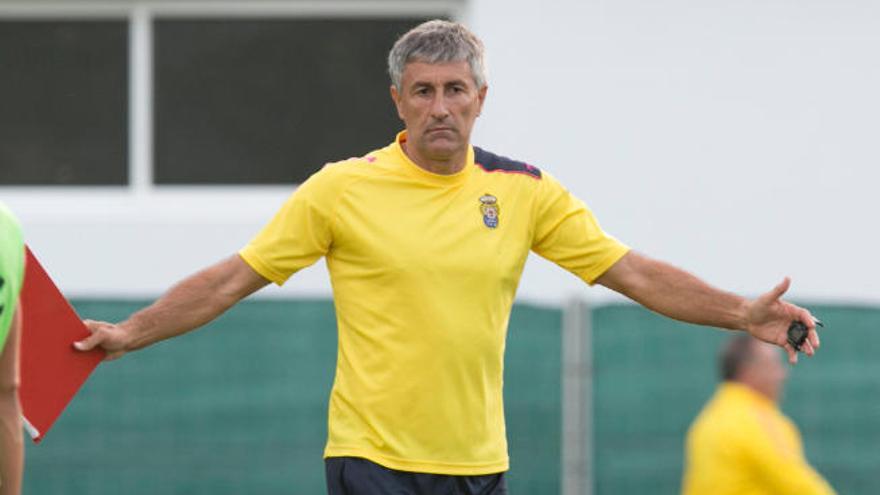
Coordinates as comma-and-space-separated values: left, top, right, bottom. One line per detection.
682, 335, 835, 495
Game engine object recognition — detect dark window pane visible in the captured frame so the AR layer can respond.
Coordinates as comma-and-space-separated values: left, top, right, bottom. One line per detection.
154, 18, 430, 185
0, 20, 128, 185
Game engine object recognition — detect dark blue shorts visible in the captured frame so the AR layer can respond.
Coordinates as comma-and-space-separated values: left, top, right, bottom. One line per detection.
325, 457, 508, 495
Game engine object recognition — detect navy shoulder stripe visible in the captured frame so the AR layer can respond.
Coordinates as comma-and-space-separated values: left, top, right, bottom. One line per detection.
473, 147, 542, 180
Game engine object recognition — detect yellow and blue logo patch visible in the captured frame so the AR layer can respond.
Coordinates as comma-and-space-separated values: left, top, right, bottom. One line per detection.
479, 194, 500, 229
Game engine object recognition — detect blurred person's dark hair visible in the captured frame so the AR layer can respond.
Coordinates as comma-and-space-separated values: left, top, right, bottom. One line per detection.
719, 335, 757, 381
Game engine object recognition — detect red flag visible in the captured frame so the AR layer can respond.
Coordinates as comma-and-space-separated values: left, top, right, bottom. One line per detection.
19, 246, 104, 443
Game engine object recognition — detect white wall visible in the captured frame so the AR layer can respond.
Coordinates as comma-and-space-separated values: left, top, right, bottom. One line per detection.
468, 0, 880, 304
3, 0, 879, 305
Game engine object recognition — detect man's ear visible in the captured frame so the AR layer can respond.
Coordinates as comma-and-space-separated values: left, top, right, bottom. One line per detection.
390, 85, 405, 121
476, 85, 488, 117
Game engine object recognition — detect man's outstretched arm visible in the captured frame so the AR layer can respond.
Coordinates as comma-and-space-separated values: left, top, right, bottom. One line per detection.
75, 254, 270, 360
595, 251, 820, 363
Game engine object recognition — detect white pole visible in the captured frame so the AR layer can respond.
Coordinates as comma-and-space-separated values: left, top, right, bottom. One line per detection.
562, 297, 593, 495
129, 3, 153, 194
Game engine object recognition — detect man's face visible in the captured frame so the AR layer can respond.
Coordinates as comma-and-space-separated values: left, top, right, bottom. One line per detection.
742, 341, 788, 403
390, 60, 487, 164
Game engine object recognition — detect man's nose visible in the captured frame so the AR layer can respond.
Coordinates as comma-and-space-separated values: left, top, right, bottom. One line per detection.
430, 94, 450, 119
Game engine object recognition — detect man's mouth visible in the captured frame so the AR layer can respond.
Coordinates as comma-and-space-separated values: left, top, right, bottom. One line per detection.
427, 127, 454, 134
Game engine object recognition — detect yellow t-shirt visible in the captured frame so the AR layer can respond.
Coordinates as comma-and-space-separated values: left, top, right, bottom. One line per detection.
240, 132, 629, 475
682, 382, 836, 495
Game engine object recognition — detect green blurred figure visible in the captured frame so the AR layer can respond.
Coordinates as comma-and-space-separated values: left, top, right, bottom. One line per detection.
0, 202, 25, 495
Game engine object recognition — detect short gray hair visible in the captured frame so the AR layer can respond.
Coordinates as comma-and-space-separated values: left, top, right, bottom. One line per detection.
388, 20, 487, 91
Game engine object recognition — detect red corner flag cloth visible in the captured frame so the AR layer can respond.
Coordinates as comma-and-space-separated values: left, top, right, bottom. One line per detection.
20, 246, 104, 443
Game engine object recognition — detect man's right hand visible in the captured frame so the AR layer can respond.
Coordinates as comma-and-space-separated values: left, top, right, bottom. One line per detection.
75, 320, 131, 361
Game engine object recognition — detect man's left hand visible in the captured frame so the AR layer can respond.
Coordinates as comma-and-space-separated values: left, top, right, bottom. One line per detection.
745, 277, 820, 364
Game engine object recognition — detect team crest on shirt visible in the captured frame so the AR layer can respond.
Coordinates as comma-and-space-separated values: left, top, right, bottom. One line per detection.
479, 194, 500, 229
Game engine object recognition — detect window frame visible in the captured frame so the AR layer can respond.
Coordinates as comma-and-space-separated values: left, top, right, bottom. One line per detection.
0, 0, 463, 196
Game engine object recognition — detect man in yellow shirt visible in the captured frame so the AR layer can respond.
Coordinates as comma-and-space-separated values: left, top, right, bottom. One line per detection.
682, 336, 835, 495
76, 20, 822, 494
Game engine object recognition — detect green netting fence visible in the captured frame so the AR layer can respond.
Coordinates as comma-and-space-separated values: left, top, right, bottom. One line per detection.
22, 300, 879, 494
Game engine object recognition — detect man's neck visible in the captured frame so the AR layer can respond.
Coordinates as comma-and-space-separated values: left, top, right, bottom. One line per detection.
729, 380, 777, 405
400, 140, 468, 175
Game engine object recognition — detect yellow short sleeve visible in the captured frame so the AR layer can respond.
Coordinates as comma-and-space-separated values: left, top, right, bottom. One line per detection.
531, 172, 629, 284
239, 166, 340, 285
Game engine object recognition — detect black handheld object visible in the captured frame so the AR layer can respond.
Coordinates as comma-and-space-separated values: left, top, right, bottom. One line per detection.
787, 319, 823, 352
787, 321, 809, 351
